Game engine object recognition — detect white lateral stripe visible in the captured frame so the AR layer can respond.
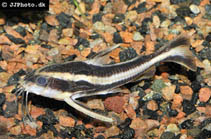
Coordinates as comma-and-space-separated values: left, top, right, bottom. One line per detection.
39, 49, 183, 85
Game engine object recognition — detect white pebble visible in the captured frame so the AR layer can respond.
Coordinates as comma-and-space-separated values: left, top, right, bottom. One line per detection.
190, 4, 200, 14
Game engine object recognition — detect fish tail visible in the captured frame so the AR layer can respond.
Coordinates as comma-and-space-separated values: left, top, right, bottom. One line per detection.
159, 35, 197, 71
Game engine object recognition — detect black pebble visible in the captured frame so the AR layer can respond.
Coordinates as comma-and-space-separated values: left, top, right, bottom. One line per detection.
41, 23, 48, 31
96, 135, 105, 139
142, 81, 151, 90
0, 67, 5, 72
92, 13, 103, 23
136, 87, 145, 98
37, 109, 58, 125
7, 69, 26, 86
202, 40, 208, 47
205, 4, 211, 15
198, 102, 207, 107
60, 125, 93, 138
0, 51, 3, 61
0, 93, 5, 106
120, 127, 135, 139
5, 34, 25, 44
138, 18, 152, 35
119, 47, 137, 62
56, 12, 71, 28
192, 0, 201, 5
41, 44, 53, 49
152, 11, 166, 22
205, 33, 211, 42
176, 6, 192, 17
113, 32, 123, 43
191, 92, 198, 105
168, 109, 178, 117
15, 26, 26, 37
112, 14, 125, 23
136, 2, 147, 14
199, 118, 211, 129
175, 84, 180, 94
170, 0, 188, 4
184, 24, 198, 30
199, 47, 211, 60
74, 37, 90, 49
118, 118, 132, 130
143, 109, 158, 120
3, 101, 17, 118
180, 119, 194, 129
63, 54, 77, 62
182, 100, 196, 115
90, 32, 100, 39
191, 80, 201, 92
198, 129, 211, 138
123, 0, 136, 6
160, 131, 175, 139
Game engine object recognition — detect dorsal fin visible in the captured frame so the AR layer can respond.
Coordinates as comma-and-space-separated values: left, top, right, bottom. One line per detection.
86, 44, 121, 65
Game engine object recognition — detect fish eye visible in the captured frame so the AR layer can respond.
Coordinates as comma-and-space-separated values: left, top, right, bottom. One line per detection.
36, 76, 48, 86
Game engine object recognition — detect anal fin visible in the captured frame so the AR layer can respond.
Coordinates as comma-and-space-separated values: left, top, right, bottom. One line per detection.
64, 96, 115, 123
132, 66, 156, 82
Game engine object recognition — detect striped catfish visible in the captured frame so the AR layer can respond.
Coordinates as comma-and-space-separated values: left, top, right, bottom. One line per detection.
15, 35, 197, 124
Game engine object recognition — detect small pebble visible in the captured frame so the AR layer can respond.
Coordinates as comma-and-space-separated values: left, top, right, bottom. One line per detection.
105, 126, 120, 137
104, 96, 125, 113
112, 14, 125, 23
172, 94, 183, 109
151, 79, 166, 92
75, 2, 86, 15
59, 116, 75, 127
45, 15, 59, 26
93, 21, 105, 31
199, 88, 211, 102
125, 11, 138, 22
180, 119, 194, 129
87, 99, 105, 111
104, 25, 116, 34
187, 127, 201, 137
180, 86, 193, 101
162, 85, 176, 101
133, 32, 144, 41
0, 18, 5, 25
48, 47, 59, 57
182, 100, 196, 115
62, 28, 73, 37
56, 12, 71, 28
152, 15, 160, 28
0, 93, 5, 106
89, 38, 103, 48
189, 4, 200, 14
161, 20, 171, 28
147, 100, 158, 111
3, 101, 17, 118
160, 131, 175, 139
166, 124, 180, 133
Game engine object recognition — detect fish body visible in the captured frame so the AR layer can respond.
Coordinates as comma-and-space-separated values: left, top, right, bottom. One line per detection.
17, 35, 197, 124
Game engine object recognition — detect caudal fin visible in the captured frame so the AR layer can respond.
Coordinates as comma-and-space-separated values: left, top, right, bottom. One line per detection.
159, 35, 197, 71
